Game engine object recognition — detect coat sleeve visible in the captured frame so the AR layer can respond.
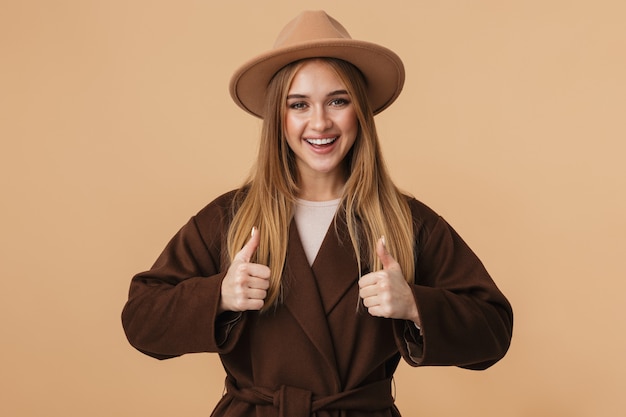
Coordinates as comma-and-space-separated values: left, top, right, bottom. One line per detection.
121, 193, 246, 359
394, 199, 513, 370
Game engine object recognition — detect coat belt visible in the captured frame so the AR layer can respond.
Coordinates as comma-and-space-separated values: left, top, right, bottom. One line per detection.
225, 377, 394, 417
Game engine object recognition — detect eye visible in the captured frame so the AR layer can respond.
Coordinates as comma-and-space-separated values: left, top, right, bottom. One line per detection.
329, 97, 350, 107
288, 101, 308, 110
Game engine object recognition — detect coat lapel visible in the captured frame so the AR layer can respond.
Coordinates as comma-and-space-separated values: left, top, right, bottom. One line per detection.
283, 221, 340, 383
311, 216, 362, 315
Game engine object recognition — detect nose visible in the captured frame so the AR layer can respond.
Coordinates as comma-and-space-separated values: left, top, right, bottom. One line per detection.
310, 106, 332, 131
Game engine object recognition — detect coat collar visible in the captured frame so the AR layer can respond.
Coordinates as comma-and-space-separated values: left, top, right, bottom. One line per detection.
282, 216, 361, 385
311, 217, 361, 314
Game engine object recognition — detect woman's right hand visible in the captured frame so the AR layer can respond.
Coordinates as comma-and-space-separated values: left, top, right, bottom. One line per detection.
219, 227, 271, 313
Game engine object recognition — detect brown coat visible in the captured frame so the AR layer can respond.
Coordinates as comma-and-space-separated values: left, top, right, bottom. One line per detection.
122, 191, 513, 417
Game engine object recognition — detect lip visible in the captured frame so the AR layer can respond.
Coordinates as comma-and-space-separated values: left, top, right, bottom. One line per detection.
303, 136, 339, 154
304, 136, 338, 145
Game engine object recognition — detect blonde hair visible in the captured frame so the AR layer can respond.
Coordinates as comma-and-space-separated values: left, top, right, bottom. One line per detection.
227, 58, 415, 311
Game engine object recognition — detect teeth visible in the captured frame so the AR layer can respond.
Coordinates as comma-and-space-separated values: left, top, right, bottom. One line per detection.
305, 137, 337, 145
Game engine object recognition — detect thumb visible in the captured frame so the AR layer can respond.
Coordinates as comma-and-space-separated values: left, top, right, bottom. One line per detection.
376, 236, 397, 270
235, 227, 260, 263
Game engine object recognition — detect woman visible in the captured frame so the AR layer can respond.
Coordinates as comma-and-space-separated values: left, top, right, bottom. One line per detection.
122, 10, 513, 417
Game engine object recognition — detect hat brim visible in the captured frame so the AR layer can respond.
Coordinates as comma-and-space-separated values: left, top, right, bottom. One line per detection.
229, 39, 405, 118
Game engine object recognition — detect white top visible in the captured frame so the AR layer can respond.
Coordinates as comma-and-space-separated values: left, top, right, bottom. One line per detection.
294, 198, 341, 265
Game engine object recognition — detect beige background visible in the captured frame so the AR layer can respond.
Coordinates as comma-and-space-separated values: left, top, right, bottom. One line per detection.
1, 0, 624, 416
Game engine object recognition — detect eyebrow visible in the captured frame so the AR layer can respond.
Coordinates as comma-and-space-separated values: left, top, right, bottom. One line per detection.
286, 90, 349, 100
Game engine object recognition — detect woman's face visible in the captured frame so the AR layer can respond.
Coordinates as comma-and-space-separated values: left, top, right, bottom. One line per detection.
284, 60, 358, 185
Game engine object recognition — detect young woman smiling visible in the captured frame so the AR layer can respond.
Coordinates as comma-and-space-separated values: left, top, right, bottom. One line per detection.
122, 10, 513, 417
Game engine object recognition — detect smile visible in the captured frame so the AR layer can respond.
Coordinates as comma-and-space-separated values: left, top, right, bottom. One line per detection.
304, 137, 338, 146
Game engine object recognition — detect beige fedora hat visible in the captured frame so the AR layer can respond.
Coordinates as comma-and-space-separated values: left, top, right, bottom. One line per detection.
229, 10, 405, 118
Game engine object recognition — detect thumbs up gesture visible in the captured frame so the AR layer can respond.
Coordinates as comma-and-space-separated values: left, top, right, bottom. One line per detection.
358, 237, 421, 324
219, 227, 271, 313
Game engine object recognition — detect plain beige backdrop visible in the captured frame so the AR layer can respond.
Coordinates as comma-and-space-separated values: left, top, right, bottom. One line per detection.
1, 1, 624, 416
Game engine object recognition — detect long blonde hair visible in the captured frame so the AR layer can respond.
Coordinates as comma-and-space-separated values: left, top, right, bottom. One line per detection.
227, 58, 415, 311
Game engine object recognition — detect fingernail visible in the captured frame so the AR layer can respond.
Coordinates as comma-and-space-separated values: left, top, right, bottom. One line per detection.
251, 226, 257, 237
381, 235, 386, 247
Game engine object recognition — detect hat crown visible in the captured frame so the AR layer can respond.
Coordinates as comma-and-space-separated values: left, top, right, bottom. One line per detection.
273, 10, 352, 48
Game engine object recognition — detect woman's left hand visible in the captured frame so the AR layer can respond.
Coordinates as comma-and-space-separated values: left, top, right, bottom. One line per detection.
358, 237, 421, 325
